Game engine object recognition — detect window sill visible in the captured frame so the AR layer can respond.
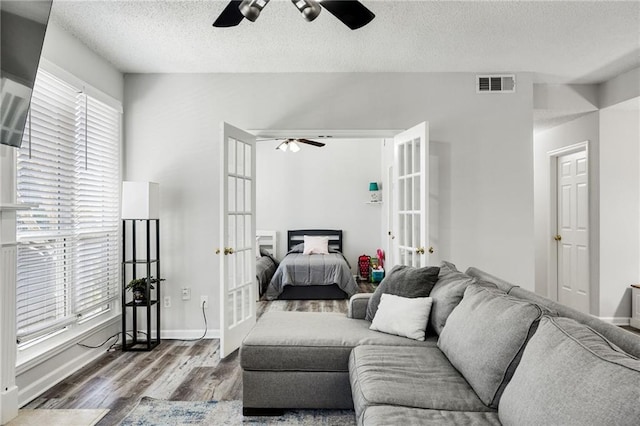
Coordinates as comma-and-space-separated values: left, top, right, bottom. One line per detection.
16, 312, 120, 374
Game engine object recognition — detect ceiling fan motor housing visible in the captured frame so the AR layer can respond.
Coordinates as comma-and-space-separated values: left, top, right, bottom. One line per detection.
293, 0, 322, 21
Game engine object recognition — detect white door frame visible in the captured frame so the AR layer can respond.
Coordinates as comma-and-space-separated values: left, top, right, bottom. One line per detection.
547, 140, 589, 305
386, 164, 394, 267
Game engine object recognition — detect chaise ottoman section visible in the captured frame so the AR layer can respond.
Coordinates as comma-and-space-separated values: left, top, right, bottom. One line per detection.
349, 345, 494, 425
241, 311, 435, 411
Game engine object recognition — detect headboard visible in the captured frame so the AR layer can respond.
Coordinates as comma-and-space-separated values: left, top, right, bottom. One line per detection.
256, 230, 277, 257
288, 229, 343, 253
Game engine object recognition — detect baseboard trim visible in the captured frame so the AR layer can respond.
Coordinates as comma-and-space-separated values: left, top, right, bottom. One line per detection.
630, 318, 640, 329
598, 316, 631, 326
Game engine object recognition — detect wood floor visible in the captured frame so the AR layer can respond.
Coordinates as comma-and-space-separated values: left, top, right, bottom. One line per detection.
621, 325, 640, 336
22, 295, 366, 425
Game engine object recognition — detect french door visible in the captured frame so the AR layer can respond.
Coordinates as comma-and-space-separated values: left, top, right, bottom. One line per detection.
219, 122, 256, 358
391, 122, 431, 268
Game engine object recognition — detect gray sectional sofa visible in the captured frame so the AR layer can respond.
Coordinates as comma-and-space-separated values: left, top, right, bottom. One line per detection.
240, 262, 640, 425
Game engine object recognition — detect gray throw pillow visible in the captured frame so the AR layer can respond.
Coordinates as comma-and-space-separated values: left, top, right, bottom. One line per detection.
365, 265, 440, 321
437, 285, 547, 408
428, 261, 477, 335
499, 316, 640, 426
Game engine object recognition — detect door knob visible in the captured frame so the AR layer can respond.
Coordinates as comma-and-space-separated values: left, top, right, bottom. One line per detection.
215, 248, 221, 254
428, 246, 434, 254
416, 247, 425, 255
554, 234, 562, 242
224, 247, 235, 255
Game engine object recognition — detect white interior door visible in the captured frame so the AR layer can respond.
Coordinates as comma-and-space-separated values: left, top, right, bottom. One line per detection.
556, 150, 589, 313
391, 122, 430, 268
219, 122, 256, 358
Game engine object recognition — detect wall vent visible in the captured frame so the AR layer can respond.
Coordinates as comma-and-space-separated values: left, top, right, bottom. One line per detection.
476, 74, 516, 93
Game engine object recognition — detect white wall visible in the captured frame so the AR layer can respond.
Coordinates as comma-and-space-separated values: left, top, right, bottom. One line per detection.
599, 67, 640, 109
599, 105, 640, 321
123, 72, 535, 334
256, 138, 383, 265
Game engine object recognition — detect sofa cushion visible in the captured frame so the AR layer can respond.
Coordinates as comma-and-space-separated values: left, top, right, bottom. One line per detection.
369, 294, 432, 341
499, 316, 640, 426
349, 345, 494, 424
361, 406, 501, 426
438, 285, 545, 408
428, 261, 477, 335
365, 265, 440, 321
241, 311, 436, 372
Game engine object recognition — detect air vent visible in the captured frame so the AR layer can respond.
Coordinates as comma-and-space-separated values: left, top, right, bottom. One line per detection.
476, 74, 516, 93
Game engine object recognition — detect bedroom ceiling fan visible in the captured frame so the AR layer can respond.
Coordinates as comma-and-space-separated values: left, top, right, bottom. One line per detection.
261, 138, 326, 152
212, 0, 375, 30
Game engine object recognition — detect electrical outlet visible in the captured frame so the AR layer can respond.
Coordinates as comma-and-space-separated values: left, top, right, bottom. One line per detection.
200, 295, 209, 309
182, 288, 191, 300
163, 296, 171, 308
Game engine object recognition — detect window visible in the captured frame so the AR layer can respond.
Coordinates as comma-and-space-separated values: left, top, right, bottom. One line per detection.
15, 69, 121, 344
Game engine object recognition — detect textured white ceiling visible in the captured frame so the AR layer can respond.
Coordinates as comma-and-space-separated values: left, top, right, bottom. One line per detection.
50, 0, 640, 84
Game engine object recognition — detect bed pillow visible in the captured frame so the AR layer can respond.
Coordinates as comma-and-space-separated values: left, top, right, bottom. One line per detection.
437, 285, 547, 408
365, 265, 440, 321
303, 236, 329, 255
369, 293, 433, 341
499, 316, 640, 426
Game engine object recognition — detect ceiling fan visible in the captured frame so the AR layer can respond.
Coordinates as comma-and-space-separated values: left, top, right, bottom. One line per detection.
260, 138, 326, 152
213, 0, 375, 30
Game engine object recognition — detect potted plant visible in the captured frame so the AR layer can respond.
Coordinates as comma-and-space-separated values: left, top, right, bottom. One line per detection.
125, 276, 164, 304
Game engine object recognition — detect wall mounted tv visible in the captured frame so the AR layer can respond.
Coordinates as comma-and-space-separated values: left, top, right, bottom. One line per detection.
1, 0, 52, 148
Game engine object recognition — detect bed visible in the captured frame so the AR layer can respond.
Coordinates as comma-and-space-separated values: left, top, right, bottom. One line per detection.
264, 229, 358, 300
255, 230, 279, 299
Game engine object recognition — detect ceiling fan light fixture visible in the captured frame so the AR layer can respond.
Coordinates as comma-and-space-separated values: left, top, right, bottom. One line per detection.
276, 141, 289, 151
239, 0, 269, 22
292, 0, 321, 22
288, 141, 301, 152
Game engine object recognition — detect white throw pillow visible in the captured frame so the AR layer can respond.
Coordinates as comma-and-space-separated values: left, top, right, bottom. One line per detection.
370, 293, 433, 341
302, 236, 329, 255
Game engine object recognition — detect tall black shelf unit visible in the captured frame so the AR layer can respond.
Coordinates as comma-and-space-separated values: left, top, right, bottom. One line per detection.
122, 219, 161, 351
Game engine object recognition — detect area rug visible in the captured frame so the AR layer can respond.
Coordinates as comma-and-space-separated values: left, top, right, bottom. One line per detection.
120, 397, 355, 425
8, 409, 109, 426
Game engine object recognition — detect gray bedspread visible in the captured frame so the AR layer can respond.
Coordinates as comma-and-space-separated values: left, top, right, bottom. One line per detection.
265, 252, 358, 300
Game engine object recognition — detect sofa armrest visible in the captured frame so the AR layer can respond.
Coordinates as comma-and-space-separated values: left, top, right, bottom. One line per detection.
348, 293, 373, 319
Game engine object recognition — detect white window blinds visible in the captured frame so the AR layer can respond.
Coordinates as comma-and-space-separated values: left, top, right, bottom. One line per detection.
16, 69, 121, 343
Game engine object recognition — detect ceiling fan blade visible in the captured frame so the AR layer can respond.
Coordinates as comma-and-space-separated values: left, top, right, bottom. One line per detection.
297, 138, 326, 147
320, 0, 375, 30
213, 0, 245, 27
